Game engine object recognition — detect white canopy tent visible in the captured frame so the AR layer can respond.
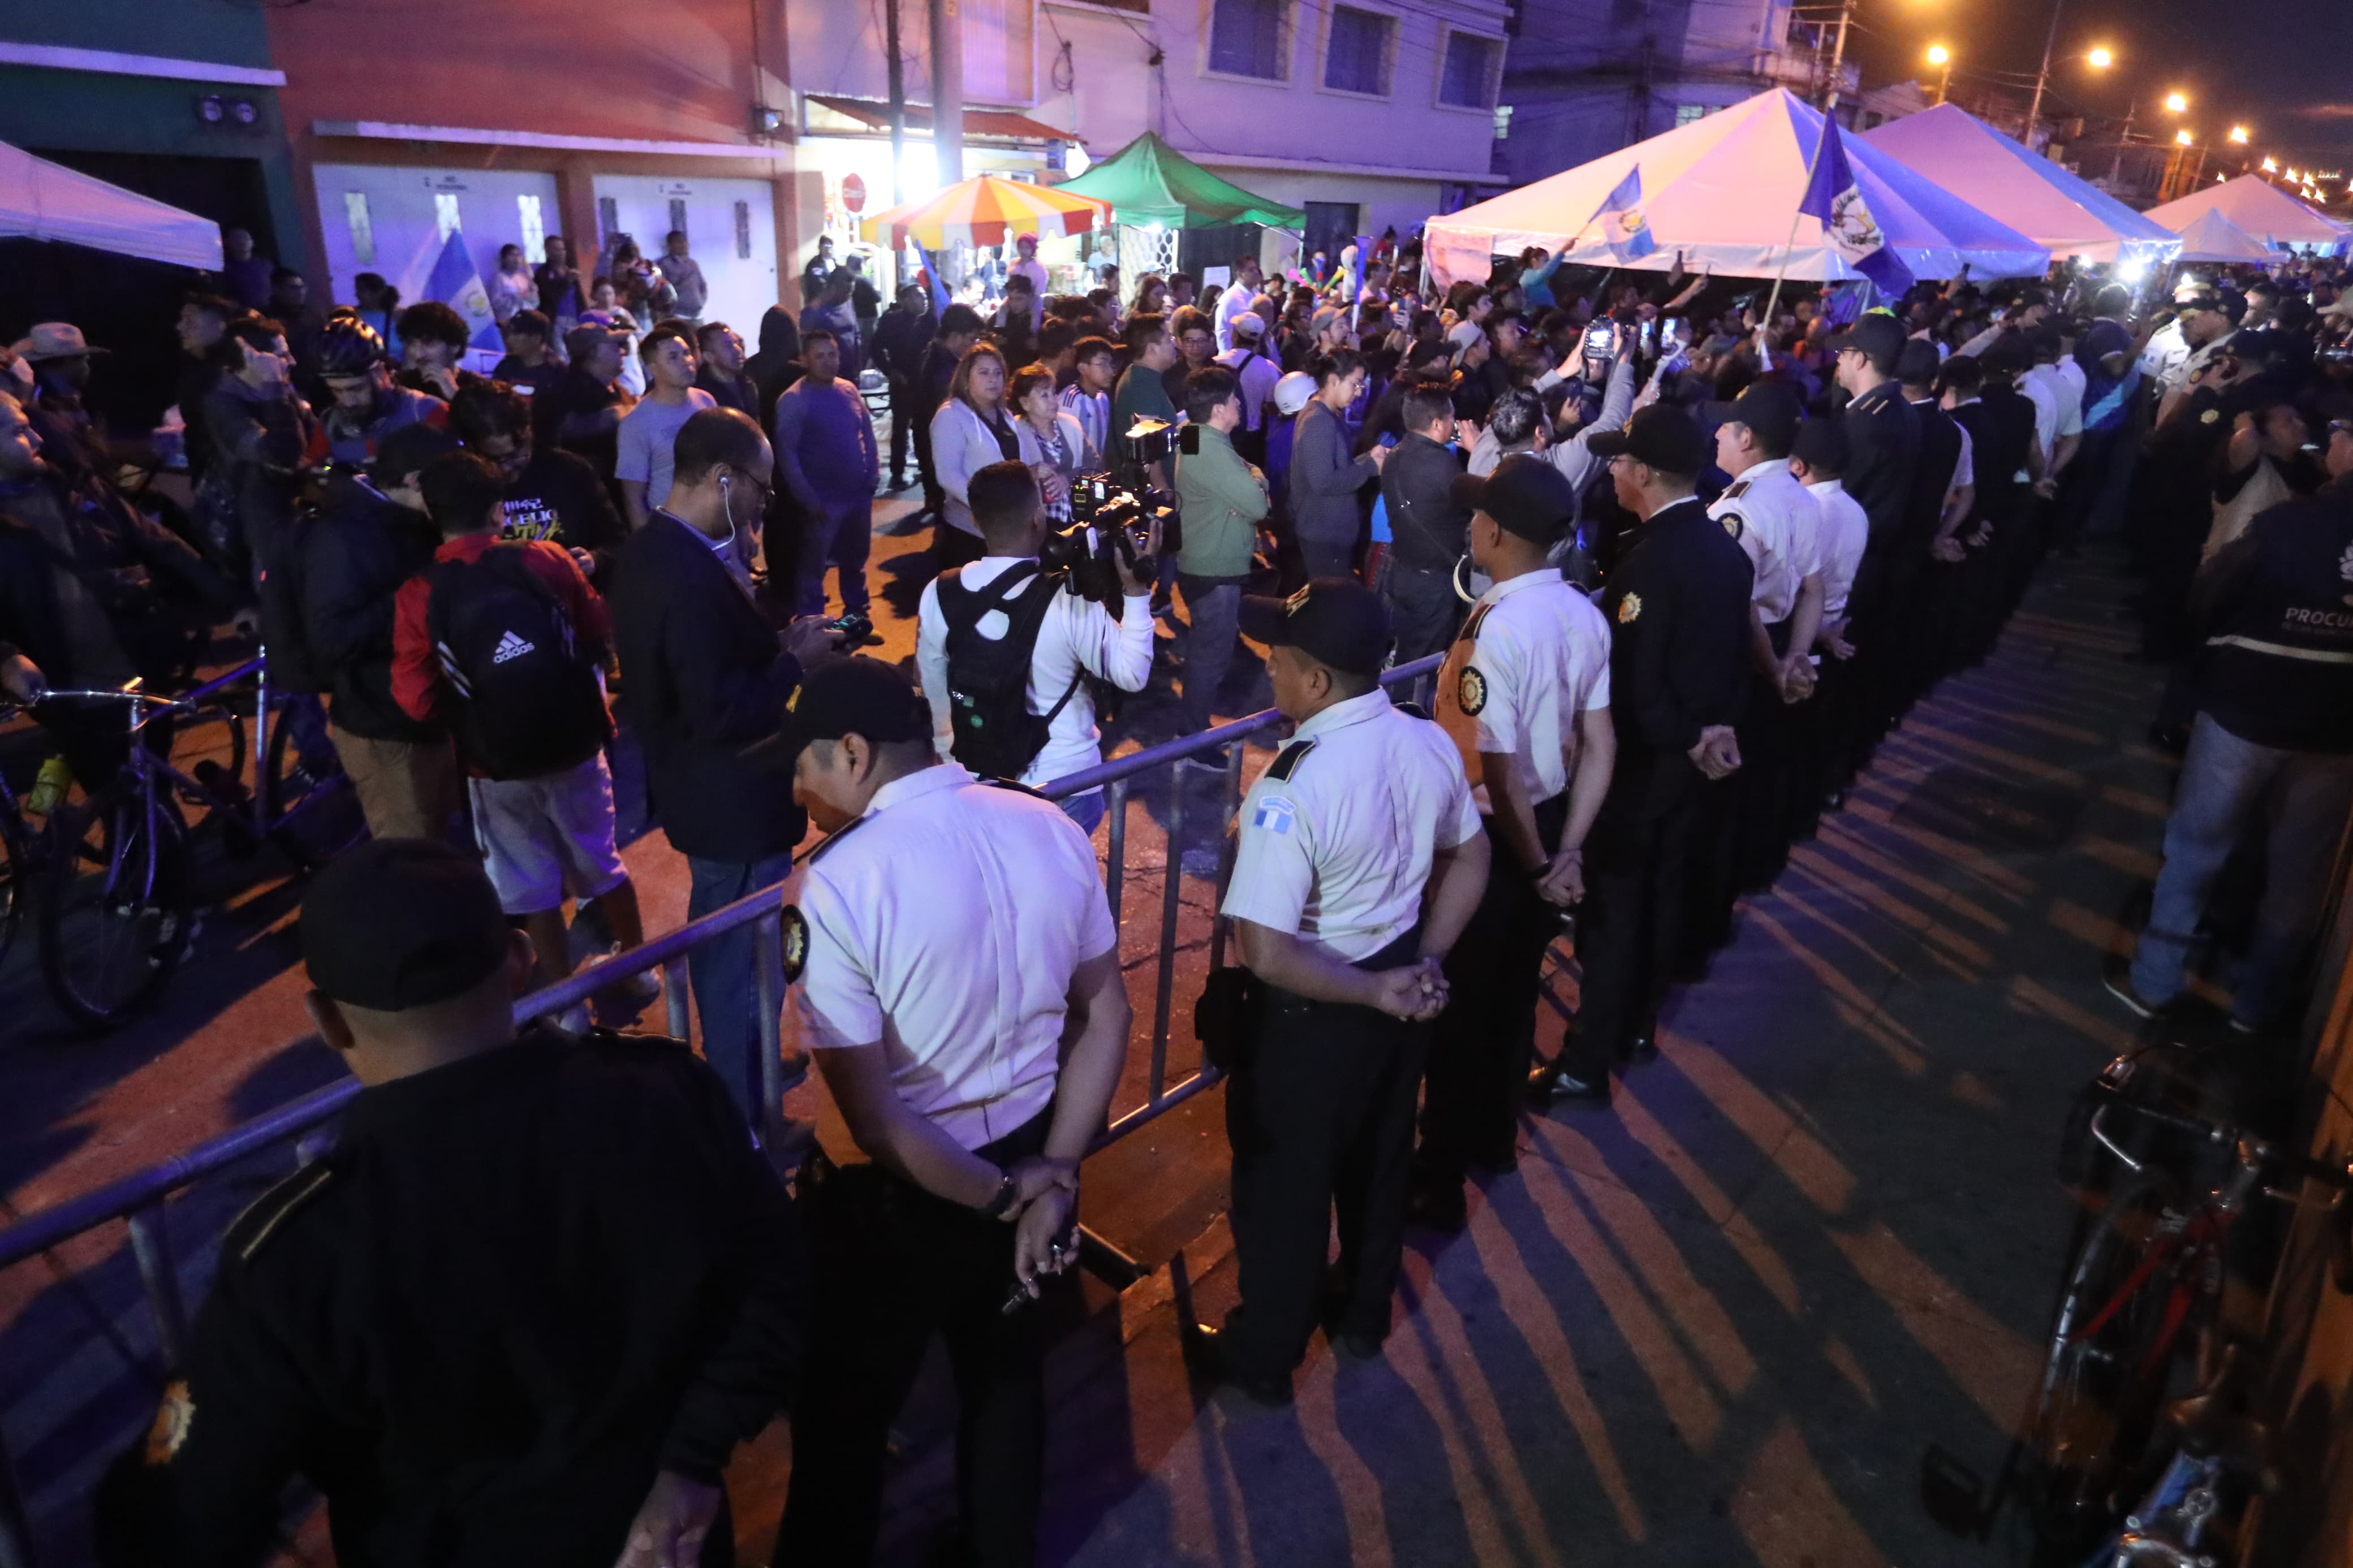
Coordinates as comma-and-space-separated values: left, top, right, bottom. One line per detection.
1425, 88, 2050, 289
2145, 175, 2348, 252
1861, 103, 2179, 267
2169, 207, 2282, 265
0, 139, 222, 271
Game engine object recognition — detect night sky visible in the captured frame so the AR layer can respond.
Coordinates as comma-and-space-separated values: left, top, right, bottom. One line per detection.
1846, 0, 2353, 171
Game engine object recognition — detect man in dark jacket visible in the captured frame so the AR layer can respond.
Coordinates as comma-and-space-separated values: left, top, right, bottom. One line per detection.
609, 408, 840, 1124
300, 423, 462, 841
2113, 426, 2353, 1034
449, 381, 626, 587
97, 839, 805, 1568
1547, 407, 1752, 1105
744, 306, 804, 438
1829, 313, 1919, 771
1378, 382, 1472, 660
871, 284, 936, 493
693, 321, 760, 418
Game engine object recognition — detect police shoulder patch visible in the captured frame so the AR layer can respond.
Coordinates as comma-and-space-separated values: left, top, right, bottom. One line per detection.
1266, 738, 1317, 782
781, 905, 811, 983
1720, 511, 1746, 542
226, 1160, 338, 1265
144, 1380, 196, 1467
1251, 794, 1299, 836
1617, 591, 1643, 625
2200, 408, 2221, 425
1458, 664, 1489, 716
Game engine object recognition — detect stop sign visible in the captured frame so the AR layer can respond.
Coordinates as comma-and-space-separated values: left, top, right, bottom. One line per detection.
842, 172, 867, 214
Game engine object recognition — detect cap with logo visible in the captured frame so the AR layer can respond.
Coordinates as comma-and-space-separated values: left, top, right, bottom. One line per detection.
1826, 313, 1908, 365
1587, 404, 1712, 477
749, 655, 932, 766
1451, 452, 1578, 542
1727, 381, 1804, 453
1238, 578, 1393, 679
301, 838, 514, 1011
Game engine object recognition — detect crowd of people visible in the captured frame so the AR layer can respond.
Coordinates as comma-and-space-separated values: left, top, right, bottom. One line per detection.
2, 207, 2350, 1566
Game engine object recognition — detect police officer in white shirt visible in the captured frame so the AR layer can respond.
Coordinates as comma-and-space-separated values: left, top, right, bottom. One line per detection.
1407, 457, 1615, 1230
773, 656, 1132, 1567
1704, 381, 1824, 905
1186, 580, 1491, 1406
916, 461, 1157, 833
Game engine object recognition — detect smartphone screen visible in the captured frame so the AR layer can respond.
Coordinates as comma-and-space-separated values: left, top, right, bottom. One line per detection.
1582, 324, 1615, 358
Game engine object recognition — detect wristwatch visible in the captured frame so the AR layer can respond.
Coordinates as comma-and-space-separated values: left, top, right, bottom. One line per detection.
980, 1170, 1019, 1220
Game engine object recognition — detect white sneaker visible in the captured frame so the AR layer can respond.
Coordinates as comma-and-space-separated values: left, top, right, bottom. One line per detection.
596, 944, 664, 1001
553, 1001, 594, 1036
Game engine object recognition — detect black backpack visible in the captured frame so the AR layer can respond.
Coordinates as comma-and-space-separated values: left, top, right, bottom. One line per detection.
936, 560, 1082, 781
424, 544, 612, 781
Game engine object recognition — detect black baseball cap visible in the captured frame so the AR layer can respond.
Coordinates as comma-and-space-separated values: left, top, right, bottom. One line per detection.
1894, 337, 1943, 388
2212, 291, 2249, 325
752, 654, 932, 764
1452, 453, 1578, 542
1827, 313, 1907, 365
301, 838, 513, 1011
1239, 577, 1393, 679
1587, 404, 1711, 477
1727, 381, 1803, 454
1790, 417, 1851, 476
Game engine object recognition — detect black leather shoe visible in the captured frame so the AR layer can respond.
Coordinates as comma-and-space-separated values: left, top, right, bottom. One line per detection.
1624, 1034, 1659, 1065
1180, 1321, 1292, 1407
1329, 1329, 1385, 1362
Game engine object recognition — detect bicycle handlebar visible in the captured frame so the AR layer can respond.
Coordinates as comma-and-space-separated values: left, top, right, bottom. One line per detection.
2101, 1097, 2353, 1194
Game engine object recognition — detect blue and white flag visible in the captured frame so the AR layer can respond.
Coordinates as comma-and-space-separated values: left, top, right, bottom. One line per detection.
1798, 118, 1912, 296
910, 236, 952, 314
1581, 167, 1657, 262
425, 230, 502, 352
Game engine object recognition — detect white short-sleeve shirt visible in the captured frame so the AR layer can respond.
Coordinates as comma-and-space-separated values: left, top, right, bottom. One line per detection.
1709, 459, 1817, 625
1451, 568, 1612, 809
796, 764, 1118, 1152
1221, 690, 1482, 964
1803, 477, 1870, 624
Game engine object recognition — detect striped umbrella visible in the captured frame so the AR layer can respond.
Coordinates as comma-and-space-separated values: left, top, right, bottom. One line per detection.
862, 175, 1108, 250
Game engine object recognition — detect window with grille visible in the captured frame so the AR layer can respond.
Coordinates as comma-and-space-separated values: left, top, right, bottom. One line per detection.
1324, 6, 1393, 96
735, 200, 753, 260
516, 195, 546, 263
596, 196, 619, 245
668, 197, 689, 239
343, 192, 376, 265
1438, 31, 1499, 108
1209, 0, 1286, 80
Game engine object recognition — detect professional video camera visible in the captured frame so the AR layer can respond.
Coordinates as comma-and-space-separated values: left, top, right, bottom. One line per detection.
1042, 476, 1175, 607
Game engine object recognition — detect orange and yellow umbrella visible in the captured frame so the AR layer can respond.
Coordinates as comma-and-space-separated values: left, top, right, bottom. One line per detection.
862, 175, 1109, 250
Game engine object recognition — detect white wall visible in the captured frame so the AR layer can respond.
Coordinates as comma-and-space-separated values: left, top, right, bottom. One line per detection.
312, 163, 561, 317
589, 175, 781, 334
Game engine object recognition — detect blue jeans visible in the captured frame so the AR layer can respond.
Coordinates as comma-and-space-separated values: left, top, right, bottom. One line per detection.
1176, 576, 1243, 736
2130, 713, 2353, 1027
1058, 790, 1105, 836
686, 850, 796, 1125
795, 499, 873, 617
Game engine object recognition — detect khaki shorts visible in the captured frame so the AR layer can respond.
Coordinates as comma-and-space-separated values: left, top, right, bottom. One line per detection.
330, 724, 459, 842
466, 752, 627, 915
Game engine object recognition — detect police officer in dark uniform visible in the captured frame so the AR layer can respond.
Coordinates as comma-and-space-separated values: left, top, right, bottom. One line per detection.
1541, 407, 1753, 1105
1829, 313, 1920, 776
1186, 580, 1491, 1405
98, 839, 805, 1568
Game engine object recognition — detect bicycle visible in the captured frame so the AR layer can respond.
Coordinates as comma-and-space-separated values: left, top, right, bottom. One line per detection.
6, 656, 367, 1030
2029, 1061, 2353, 1559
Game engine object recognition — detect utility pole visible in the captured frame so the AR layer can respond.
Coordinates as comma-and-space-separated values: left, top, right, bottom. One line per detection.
2106, 96, 2136, 187
1821, 0, 1854, 118
2023, 0, 2067, 146
927, 0, 964, 193
885, 0, 908, 205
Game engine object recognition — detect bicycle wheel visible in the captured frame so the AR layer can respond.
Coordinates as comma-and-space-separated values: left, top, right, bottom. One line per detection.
39, 786, 195, 1031
2030, 1172, 2204, 1554
264, 702, 367, 870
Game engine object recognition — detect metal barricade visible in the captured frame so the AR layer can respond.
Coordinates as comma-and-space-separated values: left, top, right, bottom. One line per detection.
0, 652, 1440, 1564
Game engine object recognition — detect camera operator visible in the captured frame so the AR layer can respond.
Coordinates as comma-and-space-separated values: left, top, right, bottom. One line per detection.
1173, 366, 1270, 747
916, 461, 1156, 833
1468, 323, 1637, 482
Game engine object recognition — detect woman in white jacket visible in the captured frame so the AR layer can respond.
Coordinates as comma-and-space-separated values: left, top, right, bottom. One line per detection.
928, 341, 1040, 568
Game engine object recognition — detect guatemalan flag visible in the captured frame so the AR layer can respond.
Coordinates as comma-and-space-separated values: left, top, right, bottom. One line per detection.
1797, 118, 1914, 296
425, 230, 503, 356
910, 236, 953, 314
1581, 167, 1657, 262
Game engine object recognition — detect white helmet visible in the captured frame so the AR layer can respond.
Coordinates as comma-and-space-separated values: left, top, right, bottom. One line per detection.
1273, 371, 1317, 416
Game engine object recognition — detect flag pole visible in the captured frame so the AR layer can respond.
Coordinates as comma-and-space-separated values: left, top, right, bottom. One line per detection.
1764, 100, 1836, 327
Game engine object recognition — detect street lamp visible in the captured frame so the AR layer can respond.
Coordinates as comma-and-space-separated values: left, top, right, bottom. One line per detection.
2228, 126, 2249, 145
2164, 92, 2189, 114
2175, 129, 2194, 146
2028, 16, 2113, 142
2086, 46, 2114, 70
2262, 156, 2278, 172
1925, 45, 1953, 106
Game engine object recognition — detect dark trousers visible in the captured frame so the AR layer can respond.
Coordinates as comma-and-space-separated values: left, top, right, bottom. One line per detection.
935, 521, 985, 571
886, 375, 917, 483
1299, 538, 1355, 581
779, 1111, 1053, 1568
1731, 619, 1795, 893
1382, 561, 1464, 666
1420, 796, 1568, 1186
1225, 933, 1427, 1380
909, 390, 946, 515
1570, 772, 1695, 1074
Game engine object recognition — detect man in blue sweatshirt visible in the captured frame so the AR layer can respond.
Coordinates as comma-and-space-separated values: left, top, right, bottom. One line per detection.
772, 329, 881, 618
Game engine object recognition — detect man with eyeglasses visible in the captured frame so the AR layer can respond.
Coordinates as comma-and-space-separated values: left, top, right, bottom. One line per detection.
609, 408, 843, 1126
2111, 416, 2353, 1037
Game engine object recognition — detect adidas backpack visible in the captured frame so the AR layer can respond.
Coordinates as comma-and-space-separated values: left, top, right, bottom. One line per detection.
424, 543, 612, 781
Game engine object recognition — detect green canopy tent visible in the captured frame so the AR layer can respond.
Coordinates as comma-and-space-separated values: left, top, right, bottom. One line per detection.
1057, 132, 1304, 286
1056, 131, 1305, 230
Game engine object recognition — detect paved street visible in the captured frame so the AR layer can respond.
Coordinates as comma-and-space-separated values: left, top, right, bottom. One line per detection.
0, 534, 2182, 1565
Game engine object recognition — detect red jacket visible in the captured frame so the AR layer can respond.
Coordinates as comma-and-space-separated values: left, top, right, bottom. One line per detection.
391, 534, 611, 746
